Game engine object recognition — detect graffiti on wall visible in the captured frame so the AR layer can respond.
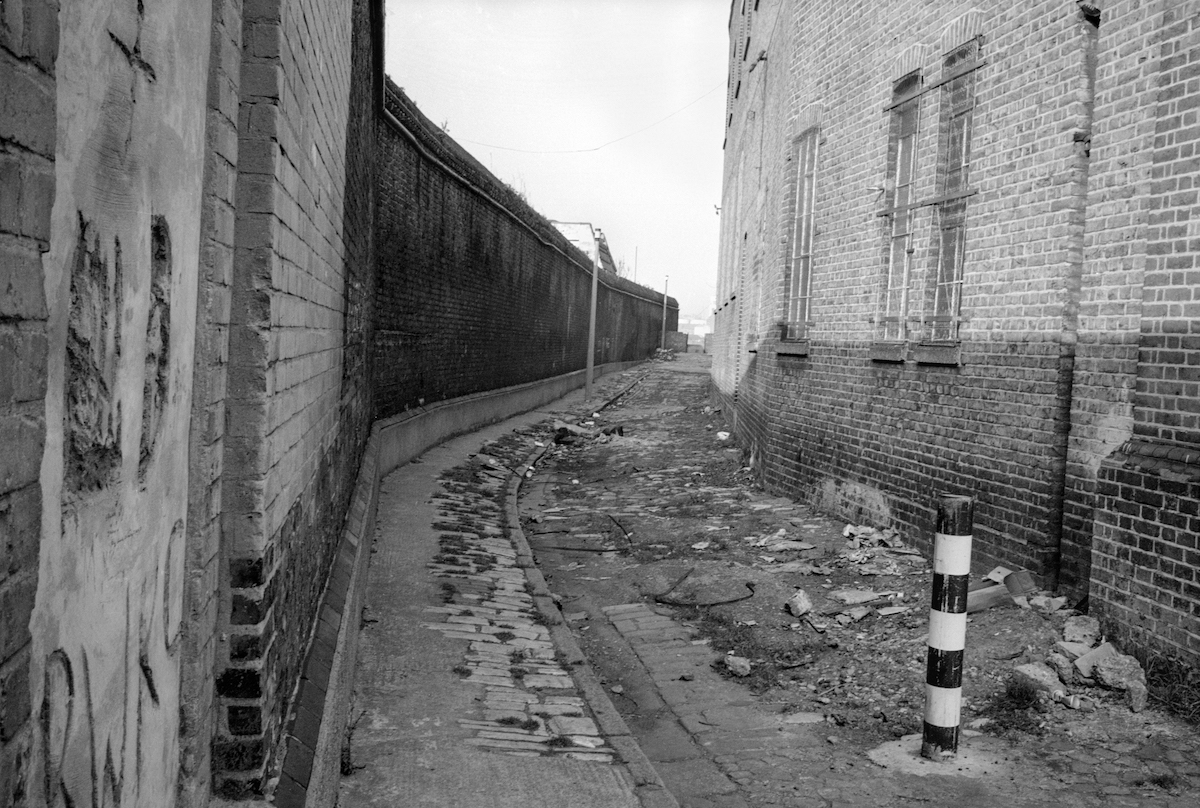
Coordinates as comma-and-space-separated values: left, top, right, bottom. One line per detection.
43, 206, 186, 806
64, 216, 125, 495
41, 521, 185, 807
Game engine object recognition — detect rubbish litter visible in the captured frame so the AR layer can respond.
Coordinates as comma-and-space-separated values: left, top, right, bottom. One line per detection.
785, 590, 814, 617
724, 654, 753, 677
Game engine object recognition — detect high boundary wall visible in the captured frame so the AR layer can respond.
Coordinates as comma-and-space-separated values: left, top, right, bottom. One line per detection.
374, 81, 675, 420
0, 2, 675, 806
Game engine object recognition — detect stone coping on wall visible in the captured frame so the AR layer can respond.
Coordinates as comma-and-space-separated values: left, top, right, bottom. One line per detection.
265, 359, 644, 808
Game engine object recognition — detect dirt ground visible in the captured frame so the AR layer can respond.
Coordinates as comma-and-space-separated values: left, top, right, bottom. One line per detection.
516, 354, 1200, 806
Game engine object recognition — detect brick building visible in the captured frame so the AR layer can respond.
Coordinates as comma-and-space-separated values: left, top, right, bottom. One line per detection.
714, 0, 1200, 674
0, 1, 672, 806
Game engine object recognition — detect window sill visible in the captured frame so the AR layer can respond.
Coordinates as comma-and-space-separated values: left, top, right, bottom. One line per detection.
775, 340, 810, 357
912, 341, 961, 366
869, 341, 906, 362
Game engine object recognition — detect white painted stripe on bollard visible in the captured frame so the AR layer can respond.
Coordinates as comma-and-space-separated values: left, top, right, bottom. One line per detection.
927, 610, 967, 651
924, 683, 962, 727
932, 533, 972, 576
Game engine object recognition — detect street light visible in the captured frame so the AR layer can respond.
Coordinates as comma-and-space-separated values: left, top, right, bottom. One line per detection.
660, 275, 669, 350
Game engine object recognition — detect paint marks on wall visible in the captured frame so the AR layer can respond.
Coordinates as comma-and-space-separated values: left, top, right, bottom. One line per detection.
64, 215, 124, 495
140, 216, 172, 479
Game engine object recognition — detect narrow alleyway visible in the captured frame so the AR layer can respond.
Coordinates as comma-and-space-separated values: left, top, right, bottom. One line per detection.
341, 355, 1199, 808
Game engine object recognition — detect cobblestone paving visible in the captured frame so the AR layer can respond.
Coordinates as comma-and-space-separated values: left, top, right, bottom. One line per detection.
517, 356, 1200, 808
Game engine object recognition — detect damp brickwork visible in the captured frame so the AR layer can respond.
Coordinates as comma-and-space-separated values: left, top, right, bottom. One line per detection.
1076, 0, 1200, 673
715, 1, 1095, 583
213, 0, 376, 798
373, 82, 675, 421
177, 1, 244, 805
0, 2, 56, 804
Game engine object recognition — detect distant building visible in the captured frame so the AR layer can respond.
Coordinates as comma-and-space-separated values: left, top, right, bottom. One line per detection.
714, 0, 1200, 676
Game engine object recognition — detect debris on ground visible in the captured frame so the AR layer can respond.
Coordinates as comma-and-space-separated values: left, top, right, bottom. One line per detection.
829, 589, 885, 606
1094, 652, 1149, 712
724, 654, 753, 677
1012, 662, 1065, 694
1063, 614, 1102, 646
967, 583, 1015, 613
785, 590, 813, 617
520, 360, 1200, 802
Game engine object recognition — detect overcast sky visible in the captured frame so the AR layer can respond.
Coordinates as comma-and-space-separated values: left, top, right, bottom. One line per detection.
384, 0, 730, 317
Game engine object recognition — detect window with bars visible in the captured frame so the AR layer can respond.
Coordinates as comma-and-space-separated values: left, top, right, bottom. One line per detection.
878, 73, 922, 343
784, 129, 819, 341
927, 41, 978, 342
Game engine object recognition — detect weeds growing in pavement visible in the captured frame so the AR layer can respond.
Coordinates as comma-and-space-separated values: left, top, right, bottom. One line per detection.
496, 716, 540, 731
977, 676, 1046, 736
1137, 773, 1183, 791
1138, 651, 1200, 725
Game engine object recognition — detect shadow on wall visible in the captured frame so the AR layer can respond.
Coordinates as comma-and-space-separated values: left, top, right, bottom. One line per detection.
731, 349, 895, 530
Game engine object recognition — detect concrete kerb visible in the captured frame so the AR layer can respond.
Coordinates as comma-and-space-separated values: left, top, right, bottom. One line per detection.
501, 373, 678, 808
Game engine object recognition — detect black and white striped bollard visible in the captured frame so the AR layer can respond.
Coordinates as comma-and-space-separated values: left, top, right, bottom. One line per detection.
922, 494, 973, 760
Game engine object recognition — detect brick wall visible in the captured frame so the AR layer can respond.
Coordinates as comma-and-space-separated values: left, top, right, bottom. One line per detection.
178, 0, 243, 805
1076, 0, 1200, 672
0, 2, 55, 803
715, 1, 1096, 580
214, 0, 376, 798
374, 82, 674, 419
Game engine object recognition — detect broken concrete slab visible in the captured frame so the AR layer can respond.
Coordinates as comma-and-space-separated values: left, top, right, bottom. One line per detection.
966, 584, 1014, 613
1012, 662, 1064, 694
1063, 615, 1101, 647
1074, 641, 1117, 678
829, 588, 882, 605
1093, 652, 1148, 712
1054, 640, 1093, 661
1046, 651, 1076, 685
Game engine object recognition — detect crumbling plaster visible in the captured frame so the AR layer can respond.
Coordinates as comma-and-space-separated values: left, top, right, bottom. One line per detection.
29, 1, 212, 805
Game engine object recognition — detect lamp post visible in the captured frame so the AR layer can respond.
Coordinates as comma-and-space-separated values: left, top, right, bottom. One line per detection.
660, 275, 669, 350
585, 244, 599, 399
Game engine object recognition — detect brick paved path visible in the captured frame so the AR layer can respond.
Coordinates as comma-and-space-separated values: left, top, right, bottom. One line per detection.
339, 388, 666, 808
